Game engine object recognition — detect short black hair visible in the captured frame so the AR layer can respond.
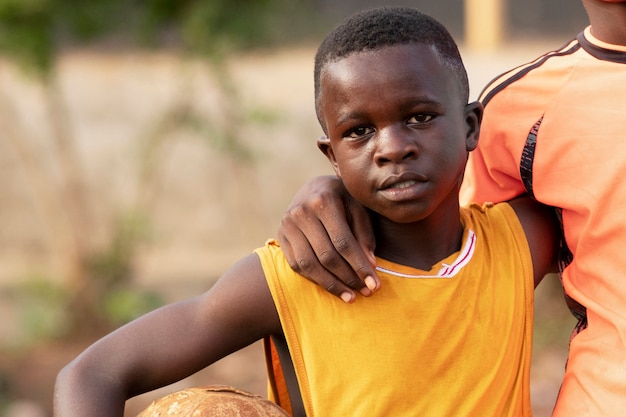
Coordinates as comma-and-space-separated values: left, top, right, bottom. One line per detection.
314, 6, 469, 122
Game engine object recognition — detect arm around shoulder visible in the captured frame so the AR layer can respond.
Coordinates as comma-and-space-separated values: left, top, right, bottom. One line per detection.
508, 197, 560, 288
277, 175, 379, 301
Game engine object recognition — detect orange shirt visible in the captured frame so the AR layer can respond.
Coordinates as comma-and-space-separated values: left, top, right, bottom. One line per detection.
258, 203, 534, 416
461, 27, 626, 416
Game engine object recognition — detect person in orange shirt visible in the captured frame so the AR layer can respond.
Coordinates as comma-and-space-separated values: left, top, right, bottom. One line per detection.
277, 1, 626, 415
53, 7, 558, 417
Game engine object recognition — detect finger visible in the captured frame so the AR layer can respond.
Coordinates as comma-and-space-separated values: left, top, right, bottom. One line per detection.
276, 175, 374, 298
293, 212, 368, 292
345, 197, 379, 291
278, 225, 359, 303
280, 193, 369, 291
307, 201, 376, 293
278, 207, 363, 289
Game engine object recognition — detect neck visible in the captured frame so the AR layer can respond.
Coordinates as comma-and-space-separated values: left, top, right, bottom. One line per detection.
584, 0, 626, 45
372, 207, 464, 271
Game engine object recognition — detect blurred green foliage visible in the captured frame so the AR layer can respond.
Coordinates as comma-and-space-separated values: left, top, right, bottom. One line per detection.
102, 288, 163, 325
86, 212, 151, 290
0, 0, 322, 75
0, 0, 322, 341
12, 276, 70, 346
5, 272, 163, 350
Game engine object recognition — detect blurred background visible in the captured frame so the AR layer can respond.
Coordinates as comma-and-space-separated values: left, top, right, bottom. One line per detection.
0, 0, 580, 416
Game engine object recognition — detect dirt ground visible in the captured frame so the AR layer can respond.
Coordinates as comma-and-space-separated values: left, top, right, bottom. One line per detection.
0, 40, 577, 416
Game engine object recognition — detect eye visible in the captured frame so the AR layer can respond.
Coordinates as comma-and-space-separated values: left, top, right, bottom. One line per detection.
344, 126, 374, 139
407, 114, 434, 125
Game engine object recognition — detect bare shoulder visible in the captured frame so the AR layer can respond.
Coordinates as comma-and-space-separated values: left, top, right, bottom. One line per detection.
205, 253, 282, 338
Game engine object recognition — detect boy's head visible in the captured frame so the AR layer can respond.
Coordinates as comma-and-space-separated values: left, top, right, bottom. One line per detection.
314, 7, 482, 225
314, 6, 470, 129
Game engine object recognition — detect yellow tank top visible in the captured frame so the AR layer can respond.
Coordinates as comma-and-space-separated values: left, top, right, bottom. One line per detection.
256, 202, 534, 416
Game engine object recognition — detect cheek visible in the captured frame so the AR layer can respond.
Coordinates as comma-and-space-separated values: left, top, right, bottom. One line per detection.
444, 145, 470, 179
332, 144, 370, 176
426, 139, 467, 179
334, 156, 371, 193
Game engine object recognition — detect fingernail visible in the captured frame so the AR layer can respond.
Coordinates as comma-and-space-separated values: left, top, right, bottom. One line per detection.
359, 287, 372, 296
340, 292, 355, 303
364, 276, 377, 291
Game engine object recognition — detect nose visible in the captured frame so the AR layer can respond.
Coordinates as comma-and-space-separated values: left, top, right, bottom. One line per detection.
373, 126, 419, 166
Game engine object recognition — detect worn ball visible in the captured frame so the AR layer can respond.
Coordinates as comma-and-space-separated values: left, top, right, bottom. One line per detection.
136, 385, 291, 417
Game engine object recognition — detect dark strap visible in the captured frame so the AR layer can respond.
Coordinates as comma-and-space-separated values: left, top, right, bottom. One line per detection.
519, 117, 586, 334
520, 117, 542, 198
270, 335, 306, 417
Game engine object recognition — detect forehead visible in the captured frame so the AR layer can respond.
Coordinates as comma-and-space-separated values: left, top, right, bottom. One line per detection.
319, 43, 461, 109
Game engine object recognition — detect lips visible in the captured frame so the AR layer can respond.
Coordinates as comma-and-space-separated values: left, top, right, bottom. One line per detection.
385, 179, 418, 190
379, 172, 427, 190
378, 172, 428, 202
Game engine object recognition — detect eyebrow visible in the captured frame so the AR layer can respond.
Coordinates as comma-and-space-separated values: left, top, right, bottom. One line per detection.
333, 111, 369, 128
332, 96, 443, 129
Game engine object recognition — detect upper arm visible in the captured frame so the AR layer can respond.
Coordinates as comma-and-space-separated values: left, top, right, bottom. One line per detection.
121, 253, 281, 392
508, 197, 560, 288
55, 253, 281, 414
461, 139, 528, 206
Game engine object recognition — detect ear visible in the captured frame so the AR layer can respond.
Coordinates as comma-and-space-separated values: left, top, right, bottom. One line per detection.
317, 136, 342, 178
464, 101, 483, 152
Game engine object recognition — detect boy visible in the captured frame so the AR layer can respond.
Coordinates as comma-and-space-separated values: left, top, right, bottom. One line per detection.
54, 7, 558, 416
277, 1, 626, 415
